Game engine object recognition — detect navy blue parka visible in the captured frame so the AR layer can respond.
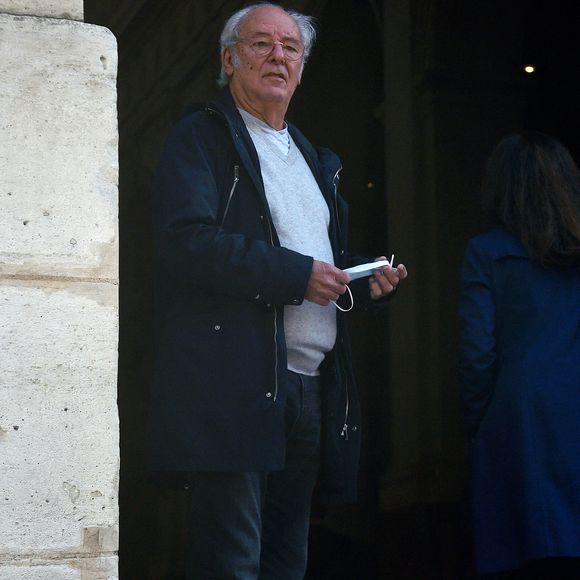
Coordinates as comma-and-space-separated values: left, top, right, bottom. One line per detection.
458, 228, 580, 574
149, 87, 373, 505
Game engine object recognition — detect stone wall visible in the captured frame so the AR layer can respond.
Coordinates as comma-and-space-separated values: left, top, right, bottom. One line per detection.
0, 5, 119, 579
0, 0, 82, 20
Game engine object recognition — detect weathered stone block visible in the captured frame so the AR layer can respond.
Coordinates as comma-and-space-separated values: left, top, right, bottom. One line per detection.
0, 282, 118, 553
0, 555, 118, 579
0, 14, 118, 281
0, 0, 82, 21
0, 12, 118, 579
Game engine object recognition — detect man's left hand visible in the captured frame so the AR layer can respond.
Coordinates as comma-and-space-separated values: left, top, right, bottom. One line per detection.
369, 256, 408, 300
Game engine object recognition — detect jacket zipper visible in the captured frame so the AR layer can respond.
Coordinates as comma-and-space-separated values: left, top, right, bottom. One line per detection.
207, 104, 280, 403
333, 166, 350, 439
221, 165, 239, 225
264, 213, 279, 402
332, 167, 343, 238
340, 376, 350, 440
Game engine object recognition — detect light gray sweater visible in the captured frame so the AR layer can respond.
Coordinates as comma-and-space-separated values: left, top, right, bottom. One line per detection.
239, 109, 336, 376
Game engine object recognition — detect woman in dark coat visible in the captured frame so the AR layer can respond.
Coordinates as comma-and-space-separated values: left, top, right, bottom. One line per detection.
458, 132, 580, 578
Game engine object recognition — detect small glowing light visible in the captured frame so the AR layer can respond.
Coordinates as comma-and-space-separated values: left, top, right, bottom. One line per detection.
524, 65, 535, 74
367, 181, 374, 189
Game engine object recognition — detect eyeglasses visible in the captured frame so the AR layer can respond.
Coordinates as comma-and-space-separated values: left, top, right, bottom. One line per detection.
236, 37, 304, 61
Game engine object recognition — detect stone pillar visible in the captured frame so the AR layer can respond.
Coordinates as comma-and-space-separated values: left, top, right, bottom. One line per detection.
0, 2, 119, 578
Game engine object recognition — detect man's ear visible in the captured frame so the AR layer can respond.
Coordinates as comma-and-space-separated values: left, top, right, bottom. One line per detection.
222, 47, 235, 76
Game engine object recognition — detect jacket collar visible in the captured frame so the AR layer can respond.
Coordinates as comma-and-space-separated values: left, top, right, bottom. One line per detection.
207, 87, 248, 138
207, 88, 266, 204
207, 87, 343, 248
208, 87, 341, 175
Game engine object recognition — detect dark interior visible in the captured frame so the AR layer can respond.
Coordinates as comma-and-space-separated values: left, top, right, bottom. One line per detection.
84, 1, 580, 577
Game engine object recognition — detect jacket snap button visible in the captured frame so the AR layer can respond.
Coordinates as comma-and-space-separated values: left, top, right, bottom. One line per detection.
352, 426, 358, 432
254, 293, 260, 300
266, 303, 271, 308
340, 249, 345, 255
214, 324, 221, 331
266, 392, 272, 398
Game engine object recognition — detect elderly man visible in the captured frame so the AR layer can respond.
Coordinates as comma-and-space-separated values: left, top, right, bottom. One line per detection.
149, 3, 407, 579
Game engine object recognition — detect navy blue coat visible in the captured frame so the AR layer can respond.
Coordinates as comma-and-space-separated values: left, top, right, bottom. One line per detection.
149, 88, 373, 505
458, 228, 580, 574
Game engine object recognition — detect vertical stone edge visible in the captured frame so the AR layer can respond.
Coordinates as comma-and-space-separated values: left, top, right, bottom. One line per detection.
0, 11, 119, 580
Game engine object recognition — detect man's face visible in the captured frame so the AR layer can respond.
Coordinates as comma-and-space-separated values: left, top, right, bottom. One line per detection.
223, 6, 304, 111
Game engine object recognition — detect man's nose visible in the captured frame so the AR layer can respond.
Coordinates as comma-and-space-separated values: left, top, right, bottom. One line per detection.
269, 42, 286, 62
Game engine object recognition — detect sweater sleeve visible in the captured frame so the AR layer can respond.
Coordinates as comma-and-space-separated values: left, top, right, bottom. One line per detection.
152, 116, 313, 306
457, 239, 497, 437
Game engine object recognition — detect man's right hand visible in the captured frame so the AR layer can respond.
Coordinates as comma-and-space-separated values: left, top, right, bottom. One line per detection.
304, 260, 350, 306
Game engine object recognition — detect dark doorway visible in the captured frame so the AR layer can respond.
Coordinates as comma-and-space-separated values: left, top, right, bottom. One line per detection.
83, 0, 580, 578
523, 0, 580, 159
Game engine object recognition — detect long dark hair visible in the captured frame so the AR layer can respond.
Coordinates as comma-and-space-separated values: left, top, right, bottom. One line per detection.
482, 131, 580, 266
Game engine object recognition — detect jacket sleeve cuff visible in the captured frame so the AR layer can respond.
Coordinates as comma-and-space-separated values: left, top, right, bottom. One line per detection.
257, 250, 313, 306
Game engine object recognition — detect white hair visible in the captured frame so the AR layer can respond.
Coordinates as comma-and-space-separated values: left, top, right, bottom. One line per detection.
217, 3, 317, 87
